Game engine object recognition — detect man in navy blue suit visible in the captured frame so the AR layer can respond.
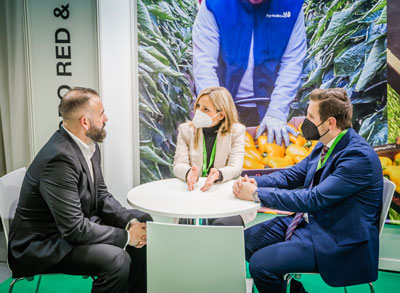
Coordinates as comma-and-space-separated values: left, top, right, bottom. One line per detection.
233, 88, 383, 293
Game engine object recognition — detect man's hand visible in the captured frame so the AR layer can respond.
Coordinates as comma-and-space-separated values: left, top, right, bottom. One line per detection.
128, 222, 147, 248
256, 115, 297, 146
233, 175, 256, 198
236, 180, 257, 201
186, 165, 199, 191
200, 168, 220, 191
232, 176, 245, 197
243, 174, 256, 184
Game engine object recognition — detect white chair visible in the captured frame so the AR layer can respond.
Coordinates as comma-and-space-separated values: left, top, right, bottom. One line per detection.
0, 168, 93, 292
147, 222, 247, 293
285, 177, 397, 293
0, 167, 34, 292
0, 168, 26, 246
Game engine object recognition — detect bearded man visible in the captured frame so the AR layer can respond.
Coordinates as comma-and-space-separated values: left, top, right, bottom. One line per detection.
8, 87, 151, 293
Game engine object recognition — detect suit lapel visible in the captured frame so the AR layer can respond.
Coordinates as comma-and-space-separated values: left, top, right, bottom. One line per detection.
191, 129, 203, 176
60, 128, 96, 198
214, 131, 230, 169
91, 149, 100, 211
310, 128, 353, 185
306, 144, 322, 187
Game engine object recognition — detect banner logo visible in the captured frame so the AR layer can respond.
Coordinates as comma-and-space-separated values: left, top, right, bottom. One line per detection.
266, 11, 291, 18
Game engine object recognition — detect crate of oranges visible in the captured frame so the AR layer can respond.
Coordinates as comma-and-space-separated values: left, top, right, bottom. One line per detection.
243, 116, 319, 173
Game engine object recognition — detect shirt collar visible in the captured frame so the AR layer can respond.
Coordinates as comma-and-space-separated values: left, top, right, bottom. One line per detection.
326, 133, 339, 148
63, 125, 96, 159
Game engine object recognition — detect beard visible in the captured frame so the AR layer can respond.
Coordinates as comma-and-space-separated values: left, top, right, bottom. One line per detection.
86, 123, 106, 143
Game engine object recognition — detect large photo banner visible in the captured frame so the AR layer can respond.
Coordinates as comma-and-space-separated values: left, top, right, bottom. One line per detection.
137, 0, 197, 183
137, 0, 400, 224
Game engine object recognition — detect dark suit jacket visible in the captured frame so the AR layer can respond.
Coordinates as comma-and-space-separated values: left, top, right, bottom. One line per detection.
255, 128, 383, 287
8, 128, 145, 277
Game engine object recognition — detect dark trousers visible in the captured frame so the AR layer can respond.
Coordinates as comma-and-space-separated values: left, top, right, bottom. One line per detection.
245, 215, 317, 293
179, 215, 244, 226
236, 101, 268, 127
45, 243, 145, 293
45, 211, 152, 293
208, 215, 244, 226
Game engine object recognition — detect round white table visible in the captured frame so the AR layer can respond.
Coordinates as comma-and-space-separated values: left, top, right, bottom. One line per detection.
127, 177, 260, 224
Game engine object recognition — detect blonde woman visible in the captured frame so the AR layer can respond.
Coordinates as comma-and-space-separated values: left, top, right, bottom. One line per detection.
173, 86, 256, 226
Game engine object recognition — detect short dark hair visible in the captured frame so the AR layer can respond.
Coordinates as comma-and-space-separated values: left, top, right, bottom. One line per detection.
309, 88, 353, 130
59, 87, 98, 121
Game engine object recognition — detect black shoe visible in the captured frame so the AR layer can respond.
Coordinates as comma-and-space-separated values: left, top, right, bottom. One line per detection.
290, 279, 308, 293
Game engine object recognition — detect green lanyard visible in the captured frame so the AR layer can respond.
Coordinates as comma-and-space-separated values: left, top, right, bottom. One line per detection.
317, 129, 348, 170
202, 138, 217, 177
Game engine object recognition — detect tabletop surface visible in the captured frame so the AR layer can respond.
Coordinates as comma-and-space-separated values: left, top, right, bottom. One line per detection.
127, 178, 260, 218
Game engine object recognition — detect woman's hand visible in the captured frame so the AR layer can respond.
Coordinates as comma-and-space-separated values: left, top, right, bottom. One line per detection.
201, 168, 220, 192
187, 165, 199, 191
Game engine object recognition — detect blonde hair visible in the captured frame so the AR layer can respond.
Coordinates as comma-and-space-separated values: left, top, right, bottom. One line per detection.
192, 86, 240, 148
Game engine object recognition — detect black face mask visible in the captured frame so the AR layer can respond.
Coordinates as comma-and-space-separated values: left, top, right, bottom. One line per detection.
301, 118, 329, 140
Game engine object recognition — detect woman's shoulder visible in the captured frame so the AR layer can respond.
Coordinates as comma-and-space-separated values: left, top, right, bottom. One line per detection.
231, 123, 246, 134
178, 121, 195, 135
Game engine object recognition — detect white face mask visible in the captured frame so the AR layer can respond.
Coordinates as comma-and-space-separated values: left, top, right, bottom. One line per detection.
192, 110, 220, 128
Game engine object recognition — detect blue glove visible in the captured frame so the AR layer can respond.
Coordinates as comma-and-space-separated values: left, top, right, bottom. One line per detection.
256, 116, 297, 146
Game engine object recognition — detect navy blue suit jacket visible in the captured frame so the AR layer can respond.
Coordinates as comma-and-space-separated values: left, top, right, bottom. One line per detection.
254, 128, 383, 287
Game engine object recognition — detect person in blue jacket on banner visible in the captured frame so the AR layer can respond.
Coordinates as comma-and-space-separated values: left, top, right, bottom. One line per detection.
233, 88, 383, 293
193, 0, 307, 146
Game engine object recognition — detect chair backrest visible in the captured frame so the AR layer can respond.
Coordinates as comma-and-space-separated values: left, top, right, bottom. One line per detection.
147, 222, 246, 293
0, 167, 26, 246
380, 178, 396, 236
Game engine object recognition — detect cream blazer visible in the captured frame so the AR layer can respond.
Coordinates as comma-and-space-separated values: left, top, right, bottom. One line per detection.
173, 122, 256, 224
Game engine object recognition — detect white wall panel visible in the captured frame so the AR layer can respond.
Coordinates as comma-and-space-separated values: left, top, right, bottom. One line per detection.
97, 0, 139, 206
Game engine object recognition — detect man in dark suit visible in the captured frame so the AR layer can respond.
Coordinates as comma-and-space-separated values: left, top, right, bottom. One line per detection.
8, 87, 151, 293
233, 88, 383, 293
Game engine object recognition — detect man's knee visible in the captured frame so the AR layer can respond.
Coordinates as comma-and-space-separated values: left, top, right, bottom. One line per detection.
101, 246, 131, 277
245, 240, 254, 262
248, 254, 264, 279
244, 228, 258, 261
249, 253, 280, 283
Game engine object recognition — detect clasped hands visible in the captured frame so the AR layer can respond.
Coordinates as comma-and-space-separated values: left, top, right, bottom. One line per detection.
232, 175, 257, 201
186, 165, 220, 192
128, 221, 147, 248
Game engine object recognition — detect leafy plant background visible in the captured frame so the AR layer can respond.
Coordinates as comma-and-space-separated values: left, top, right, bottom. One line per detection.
137, 0, 198, 183
290, 0, 387, 146
137, 0, 388, 184
387, 84, 400, 224
387, 84, 400, 143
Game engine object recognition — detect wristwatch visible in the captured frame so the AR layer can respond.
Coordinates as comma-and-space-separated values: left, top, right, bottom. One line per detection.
252, 188, 260, 203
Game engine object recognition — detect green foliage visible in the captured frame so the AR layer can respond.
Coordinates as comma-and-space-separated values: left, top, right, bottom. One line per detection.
388, 206, 400, 224
358, 107, 387, 146
387, 85, 400, 143
295, 0, 387, 146
138, 0, 197, 183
